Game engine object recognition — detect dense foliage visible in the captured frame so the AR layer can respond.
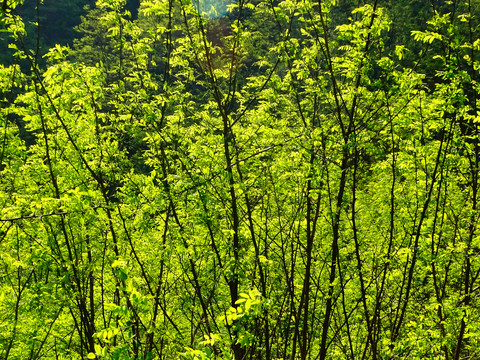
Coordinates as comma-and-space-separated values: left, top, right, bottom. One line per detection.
1, 0, 480, 359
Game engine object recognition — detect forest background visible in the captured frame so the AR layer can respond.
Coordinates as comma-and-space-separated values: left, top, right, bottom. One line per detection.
1, 0, 480, 359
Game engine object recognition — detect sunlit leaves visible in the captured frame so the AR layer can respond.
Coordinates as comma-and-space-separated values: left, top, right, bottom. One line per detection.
1, 0, 480, 359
